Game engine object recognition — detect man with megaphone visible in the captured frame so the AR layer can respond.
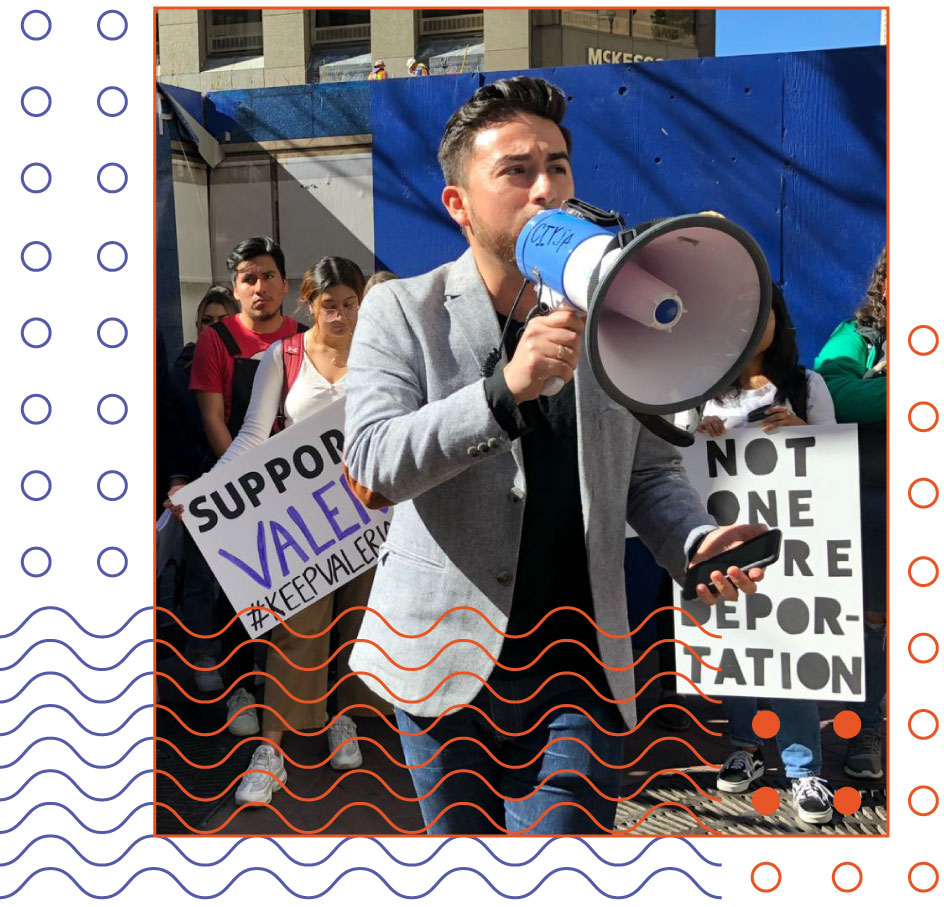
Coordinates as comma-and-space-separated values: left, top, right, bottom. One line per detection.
343, 76, 771, 835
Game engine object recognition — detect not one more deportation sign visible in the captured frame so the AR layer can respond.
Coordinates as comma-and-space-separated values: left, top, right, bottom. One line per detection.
175, 397, 390, 637
674, 424, 865, 701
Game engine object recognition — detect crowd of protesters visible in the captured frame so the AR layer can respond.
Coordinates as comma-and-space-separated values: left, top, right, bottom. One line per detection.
156, 77, 886, 834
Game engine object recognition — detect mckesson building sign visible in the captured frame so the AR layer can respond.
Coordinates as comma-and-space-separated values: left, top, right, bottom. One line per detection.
588, 48, 665, 64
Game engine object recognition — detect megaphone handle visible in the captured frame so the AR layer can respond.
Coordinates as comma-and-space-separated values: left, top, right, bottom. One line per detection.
540, 377, 565, 396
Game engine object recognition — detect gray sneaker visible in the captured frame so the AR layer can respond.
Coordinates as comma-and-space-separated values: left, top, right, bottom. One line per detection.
844, 727, 884, 779
327, 714, 363, 770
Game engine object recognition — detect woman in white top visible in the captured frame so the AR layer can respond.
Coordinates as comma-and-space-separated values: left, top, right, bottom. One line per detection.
693, 286, 839, 826
214, 257, 392, 807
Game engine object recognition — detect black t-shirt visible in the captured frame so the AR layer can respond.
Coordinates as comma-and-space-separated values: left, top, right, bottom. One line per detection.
483, 314, 608, 694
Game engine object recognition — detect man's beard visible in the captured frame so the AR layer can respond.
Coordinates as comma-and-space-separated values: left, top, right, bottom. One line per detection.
246, 305, 280, 323
467, 206, 519, 266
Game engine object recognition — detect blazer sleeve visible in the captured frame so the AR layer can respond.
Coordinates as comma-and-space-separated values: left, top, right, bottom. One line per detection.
625, 423, 717, 583
343, 285, 516, 504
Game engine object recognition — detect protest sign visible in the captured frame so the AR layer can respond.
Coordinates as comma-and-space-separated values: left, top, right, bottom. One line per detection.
673, 424, 865, 701
174, 397, 390, 637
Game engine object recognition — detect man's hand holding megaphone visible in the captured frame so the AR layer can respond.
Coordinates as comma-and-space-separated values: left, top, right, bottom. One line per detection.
503, 308, 586, 404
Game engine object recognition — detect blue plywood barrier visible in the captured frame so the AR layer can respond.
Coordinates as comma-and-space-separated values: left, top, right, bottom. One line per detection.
371, 46, 886, 367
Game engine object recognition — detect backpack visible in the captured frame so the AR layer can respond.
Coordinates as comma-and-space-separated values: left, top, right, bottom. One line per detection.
209, 321, 261, 437
275, 334, 306, 433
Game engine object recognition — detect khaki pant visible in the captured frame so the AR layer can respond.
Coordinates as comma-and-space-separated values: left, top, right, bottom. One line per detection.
262, 568, 392, 732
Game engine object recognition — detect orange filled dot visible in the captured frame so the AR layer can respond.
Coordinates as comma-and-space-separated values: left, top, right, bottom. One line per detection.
752, 710, 780, 738
833, 710, 862, 739
833, 787, 862, 815
752, 786, 781, 815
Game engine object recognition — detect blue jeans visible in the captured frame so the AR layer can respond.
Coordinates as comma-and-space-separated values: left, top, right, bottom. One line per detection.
724, 697, 822, 778
395, 671, 626, 834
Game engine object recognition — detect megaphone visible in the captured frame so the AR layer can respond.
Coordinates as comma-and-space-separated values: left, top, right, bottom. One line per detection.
515, 198, 772, 446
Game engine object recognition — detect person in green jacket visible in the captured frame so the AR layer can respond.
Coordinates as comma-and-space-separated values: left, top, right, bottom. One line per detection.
814, 246, 887, 781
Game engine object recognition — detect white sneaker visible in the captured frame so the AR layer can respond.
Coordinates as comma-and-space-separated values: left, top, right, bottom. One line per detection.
716, 749, 766, 793
234, 744, 287, 806
327, 714, 363, 770
792, 776, 834, 824
193, 653, 223, 693
226, 688, 260, 737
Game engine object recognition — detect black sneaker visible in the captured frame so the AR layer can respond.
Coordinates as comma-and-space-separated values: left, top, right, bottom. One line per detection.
654, 693, 692, 732
792, 776, 834, 824
844, 728, 884, 779
716, 750, 765, 793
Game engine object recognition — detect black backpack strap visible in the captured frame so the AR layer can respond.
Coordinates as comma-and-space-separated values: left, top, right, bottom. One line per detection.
209, 320, 241, 357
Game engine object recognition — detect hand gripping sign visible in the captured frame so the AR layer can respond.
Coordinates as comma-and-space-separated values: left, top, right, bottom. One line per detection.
174, 397, 390, 637
673, 424, 866, 701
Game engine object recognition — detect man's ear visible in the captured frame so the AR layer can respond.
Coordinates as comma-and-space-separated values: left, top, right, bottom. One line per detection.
442, 184, 471, 229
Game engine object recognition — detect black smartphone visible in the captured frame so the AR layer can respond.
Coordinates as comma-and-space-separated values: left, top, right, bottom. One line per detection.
681, 528, 783, 600
746, 404, 770, 423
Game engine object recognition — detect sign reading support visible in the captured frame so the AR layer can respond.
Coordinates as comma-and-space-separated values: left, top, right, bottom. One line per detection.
175, 398, 390, 638
674, 424, 866, 701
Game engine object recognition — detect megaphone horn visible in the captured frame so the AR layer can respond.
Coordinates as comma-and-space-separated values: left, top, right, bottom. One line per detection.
515, 199, 773, 446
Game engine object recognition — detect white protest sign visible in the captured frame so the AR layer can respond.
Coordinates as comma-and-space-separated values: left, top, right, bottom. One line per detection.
674, 424, 865, 701
175, 397, 390, 637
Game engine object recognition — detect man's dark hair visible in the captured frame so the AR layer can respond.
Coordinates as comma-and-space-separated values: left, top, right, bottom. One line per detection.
438, 76, 572, 187
226, 236, 287, 282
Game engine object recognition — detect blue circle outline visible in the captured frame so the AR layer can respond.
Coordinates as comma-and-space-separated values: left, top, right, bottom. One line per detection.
97, 546, 128, 578
97, 393, 128, 425
21, 241, 52, 273
96, 162, 128, 194
21, 10, 52, 41
21, 86, 52, 117
21, 546, 52, 578
21, 394, 52, 425
97, 470, 129, 501
96, 86, 128, 118
97, 241, 128, 272
21, 162, 52, 194
21, 470, 52, 502
97, 317, 128, 348
96, 10, 128, 41
21, 317, 52, 349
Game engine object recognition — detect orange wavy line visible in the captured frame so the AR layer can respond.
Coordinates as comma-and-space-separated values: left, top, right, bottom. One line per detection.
156, 729, 719, 773
156, 601, 720, 641
158, 633, 719, 676
155, 798, 720, 835
156, 764, 720, 805
156, 674, 720, 738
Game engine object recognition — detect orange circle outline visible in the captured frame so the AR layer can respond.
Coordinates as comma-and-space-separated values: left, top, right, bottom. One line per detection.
908, 709, 940, 741
832, 862, 863, 893
909, 478, 940, 509
908, 556, 940, 588
908, 862, 939, 893
909, 325, 940, 356
909, 633, 940, 664
908, 401, 940, 433
908, 786, 940, 817
751, 862, 782, 893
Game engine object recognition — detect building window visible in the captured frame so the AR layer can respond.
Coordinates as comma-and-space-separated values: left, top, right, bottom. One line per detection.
420, 9, 484, 36
206, 9, 263, 57
311, 9, 371, 45
560, 10, 632, 36
631, 10, 696, 45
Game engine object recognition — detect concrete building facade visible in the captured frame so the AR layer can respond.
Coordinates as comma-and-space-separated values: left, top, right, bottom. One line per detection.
156, 8, 715, 92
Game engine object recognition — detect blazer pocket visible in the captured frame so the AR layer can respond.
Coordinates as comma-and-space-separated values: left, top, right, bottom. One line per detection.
380, 539, 446, 572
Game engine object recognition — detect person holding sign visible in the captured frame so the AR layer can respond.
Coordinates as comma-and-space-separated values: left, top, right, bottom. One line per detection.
208, 256, 390, 807
688, 286, 838, 824
342, 76, 769, 835
815, 246, 887, 781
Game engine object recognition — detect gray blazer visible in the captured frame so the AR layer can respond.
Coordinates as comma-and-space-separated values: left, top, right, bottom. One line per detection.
343, 249, 715, 727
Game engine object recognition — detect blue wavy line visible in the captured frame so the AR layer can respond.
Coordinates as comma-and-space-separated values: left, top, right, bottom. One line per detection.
0, 866, 720, 899
0, 737, 152, 770
0, 606, 151, 640
0, 803, 151, 835
0, 769, 153, 803
0, 834, 720, 870
0, 639, 152, 671
0, 704, 152, 737
0, 672, 152, 705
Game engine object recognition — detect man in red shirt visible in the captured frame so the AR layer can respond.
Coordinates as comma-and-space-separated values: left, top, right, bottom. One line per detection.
190, 236, 301, 457
188, 236, 301, 737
